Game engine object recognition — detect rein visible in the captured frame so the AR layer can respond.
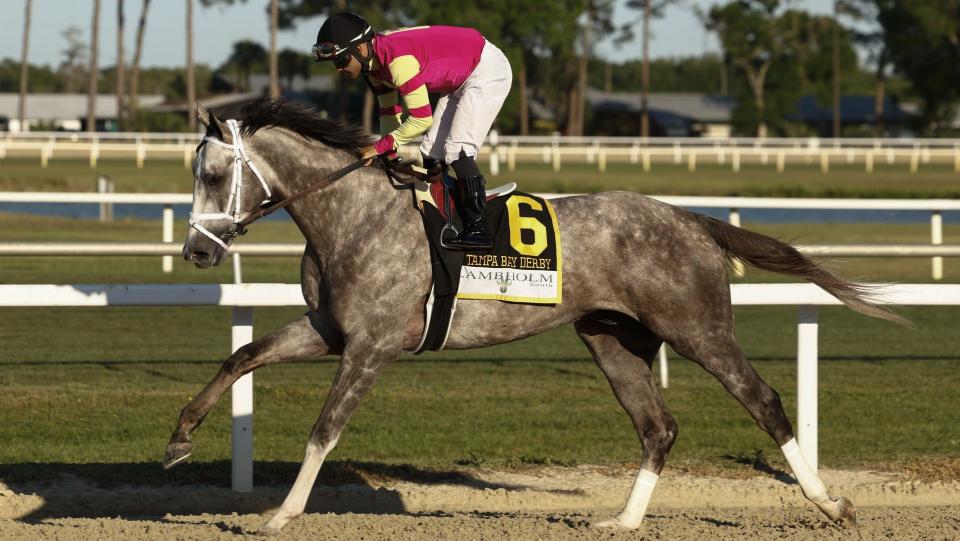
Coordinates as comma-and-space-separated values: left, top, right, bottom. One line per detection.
190, 118, 374, 248
234, 155, 374, 231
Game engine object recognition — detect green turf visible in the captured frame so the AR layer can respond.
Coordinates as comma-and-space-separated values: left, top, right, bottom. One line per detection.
0, 161, 958, 480
1, 332, 957, 479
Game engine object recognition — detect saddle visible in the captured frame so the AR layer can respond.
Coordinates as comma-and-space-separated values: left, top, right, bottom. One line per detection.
383, 158, 515, 212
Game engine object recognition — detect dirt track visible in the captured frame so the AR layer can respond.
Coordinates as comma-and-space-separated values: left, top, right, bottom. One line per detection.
2, 466, 958, 540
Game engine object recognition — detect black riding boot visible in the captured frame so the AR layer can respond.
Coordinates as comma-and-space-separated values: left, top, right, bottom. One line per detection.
446, 153, 493, 251
447, 175, 493, 250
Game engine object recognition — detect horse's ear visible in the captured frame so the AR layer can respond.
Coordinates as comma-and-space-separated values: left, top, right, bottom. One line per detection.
198, 103, 230, 143
197, 102, 212, 129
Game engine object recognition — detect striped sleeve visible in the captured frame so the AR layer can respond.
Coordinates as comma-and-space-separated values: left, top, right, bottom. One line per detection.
369, 76, 402, 136
373, 55, 434, 155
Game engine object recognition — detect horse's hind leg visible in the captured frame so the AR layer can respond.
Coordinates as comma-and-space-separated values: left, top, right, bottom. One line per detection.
574, 312, 677, 530
163, 311, 343, 469
668, 328, 857, 527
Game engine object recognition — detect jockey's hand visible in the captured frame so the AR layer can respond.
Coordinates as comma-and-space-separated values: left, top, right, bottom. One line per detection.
359, 145, 379, 165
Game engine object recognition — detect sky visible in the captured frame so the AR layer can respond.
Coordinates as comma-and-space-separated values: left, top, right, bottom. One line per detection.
2, 0, 837, 70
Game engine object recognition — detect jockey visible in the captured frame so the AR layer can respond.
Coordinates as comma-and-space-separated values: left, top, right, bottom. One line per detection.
313, 12, 512, 251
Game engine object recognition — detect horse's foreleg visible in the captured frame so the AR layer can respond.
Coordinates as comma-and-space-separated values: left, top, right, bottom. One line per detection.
163, 311, 343, 469
575, 313, 677, 530
258, 339, 396, 535
672, 334, 857, 527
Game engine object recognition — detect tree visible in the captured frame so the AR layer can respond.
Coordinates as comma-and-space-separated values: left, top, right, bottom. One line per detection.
88, 0, 101, 133
116, 0, 125, 130
200, 0, 282, 99
854, 1, 960, 132
59, 27, 88, 93
187, 0, 196, 131
227, 40, 268, 91
706, 0, 788, 137
130, 0, 151, 117
278, 48, 311, 88
840, 0, 891, 135
18, 0, 32, 132
270, 0, 280, 98
625, 0, 680, 137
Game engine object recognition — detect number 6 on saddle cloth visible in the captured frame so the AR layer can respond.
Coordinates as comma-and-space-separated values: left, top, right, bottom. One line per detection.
404, 167, 563, 352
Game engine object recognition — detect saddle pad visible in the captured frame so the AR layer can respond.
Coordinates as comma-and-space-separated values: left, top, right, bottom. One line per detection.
457, 193, 563, 304
414, 186, 563, 353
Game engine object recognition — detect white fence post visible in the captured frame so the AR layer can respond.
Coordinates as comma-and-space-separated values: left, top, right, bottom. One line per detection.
729, 208, 745, 277
231, 306, 254, 493
97, 177, 114, 222
797, 306, 820, 473
658, 345, 668, 389
162, 205, 174, 273
932, 211, 943, 280
552, 133, 561, 172
136, 137, 145, 169
489, 129, 500, 177
90, 137, 99, 168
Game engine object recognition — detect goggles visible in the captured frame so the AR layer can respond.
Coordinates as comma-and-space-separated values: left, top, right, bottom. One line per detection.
312, 42, 352, 69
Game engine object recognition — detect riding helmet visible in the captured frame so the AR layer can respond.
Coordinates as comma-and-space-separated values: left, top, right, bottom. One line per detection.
313, 12, 374, 68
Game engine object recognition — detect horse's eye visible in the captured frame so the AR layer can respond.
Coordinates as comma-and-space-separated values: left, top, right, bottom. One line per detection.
206, 174, 223, 186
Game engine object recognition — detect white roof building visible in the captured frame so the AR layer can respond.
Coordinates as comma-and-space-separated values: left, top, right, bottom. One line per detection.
0, 93, 165, 132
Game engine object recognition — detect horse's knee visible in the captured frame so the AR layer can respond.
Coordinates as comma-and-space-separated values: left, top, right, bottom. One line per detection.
221, 345, 254, 375
754, 387, 793, 441
640, 416, 677, 472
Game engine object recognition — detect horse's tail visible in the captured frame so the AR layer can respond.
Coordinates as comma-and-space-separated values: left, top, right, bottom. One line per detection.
691, 211, 909, 326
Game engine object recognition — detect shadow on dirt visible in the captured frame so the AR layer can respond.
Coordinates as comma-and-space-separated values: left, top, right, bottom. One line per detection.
0, 460, 540, 523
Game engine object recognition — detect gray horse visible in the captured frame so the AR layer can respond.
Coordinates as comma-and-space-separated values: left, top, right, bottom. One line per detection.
168, 99, 901, 535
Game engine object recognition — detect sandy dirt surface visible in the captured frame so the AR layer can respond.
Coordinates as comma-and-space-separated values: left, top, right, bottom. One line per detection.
2, 466, 958, 540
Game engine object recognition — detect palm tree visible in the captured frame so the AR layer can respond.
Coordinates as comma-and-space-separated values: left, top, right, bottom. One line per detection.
278, 49, 310, 89
116, 0, 126, 131
87, 0, 102, 133
269, 0, 280, 99
641, 0, 650, 137
228, 40, 267, 91
18, 0, 32, 132
130, 0, 151, 118
187, 0, 197, 131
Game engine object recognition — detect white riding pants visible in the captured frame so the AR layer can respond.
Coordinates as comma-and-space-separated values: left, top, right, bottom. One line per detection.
420, 40, 513, 165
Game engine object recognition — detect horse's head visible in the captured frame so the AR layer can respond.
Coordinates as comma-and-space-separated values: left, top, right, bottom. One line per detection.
183, 105, 273, 268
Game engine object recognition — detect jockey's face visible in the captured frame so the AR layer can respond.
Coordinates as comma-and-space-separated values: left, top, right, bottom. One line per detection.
336, 43, 368, 80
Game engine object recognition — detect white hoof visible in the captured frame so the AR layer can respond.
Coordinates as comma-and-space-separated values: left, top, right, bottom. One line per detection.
593, 516, 642, 530
257, 513, 296, 536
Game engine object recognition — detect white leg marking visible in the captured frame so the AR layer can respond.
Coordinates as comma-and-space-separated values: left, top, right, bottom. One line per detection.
781, 438, 844, 519
781, 438, 828, 502
595, 469, 659, 530
259, 438, 338, 534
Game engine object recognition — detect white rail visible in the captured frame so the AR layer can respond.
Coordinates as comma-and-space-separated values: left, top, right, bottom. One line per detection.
0, 282, 956, 488
1, 191, 952, 278
4, 131, 960, 174
2, 241, 959, 258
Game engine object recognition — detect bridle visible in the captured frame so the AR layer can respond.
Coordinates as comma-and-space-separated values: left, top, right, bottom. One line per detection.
189, 119, 273, 250
189, 119, 373, 249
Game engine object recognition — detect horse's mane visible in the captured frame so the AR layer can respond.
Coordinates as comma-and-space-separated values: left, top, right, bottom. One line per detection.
238, 97, 373, 150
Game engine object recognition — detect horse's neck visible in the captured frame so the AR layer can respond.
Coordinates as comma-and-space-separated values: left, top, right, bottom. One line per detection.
254, 131, 417, 260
